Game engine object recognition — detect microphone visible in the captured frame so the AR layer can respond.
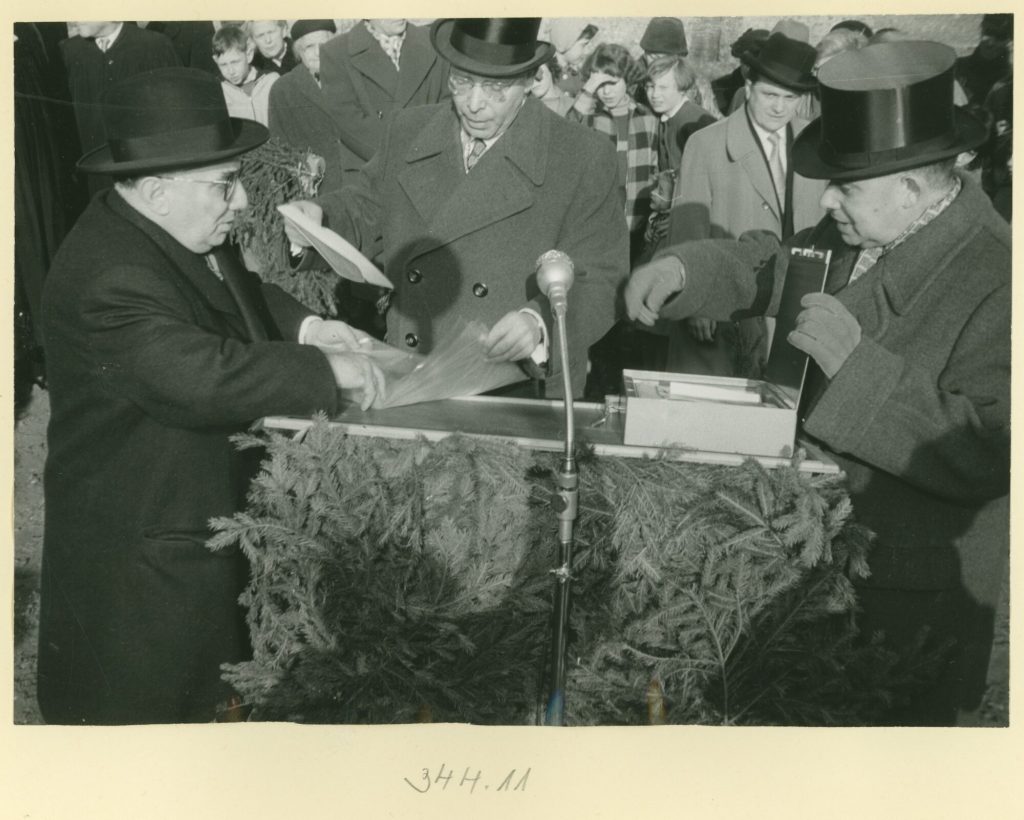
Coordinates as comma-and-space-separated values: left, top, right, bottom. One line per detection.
535, 250, 575, 316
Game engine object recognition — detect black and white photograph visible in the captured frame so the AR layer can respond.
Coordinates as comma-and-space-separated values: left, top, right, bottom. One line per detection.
7, 7, 1018, 818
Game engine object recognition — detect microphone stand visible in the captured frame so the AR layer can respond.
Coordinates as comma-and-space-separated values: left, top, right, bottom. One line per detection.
544, 300, 578, 727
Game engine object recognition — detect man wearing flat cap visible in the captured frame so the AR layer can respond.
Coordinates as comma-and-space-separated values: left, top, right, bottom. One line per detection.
286, 18, 626, 397
38, 68, 385, 724
627, 42, 1009, 725
666, 32, 825, 378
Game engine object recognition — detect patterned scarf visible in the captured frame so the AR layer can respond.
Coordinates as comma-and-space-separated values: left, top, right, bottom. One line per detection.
365, 22, 405, 70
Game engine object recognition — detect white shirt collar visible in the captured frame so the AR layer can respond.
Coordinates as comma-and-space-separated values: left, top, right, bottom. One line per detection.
660, 98, 686, 123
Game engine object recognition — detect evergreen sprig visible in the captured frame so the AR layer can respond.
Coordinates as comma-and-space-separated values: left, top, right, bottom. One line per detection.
210, 423, 940, 725
228, 138, 340, 316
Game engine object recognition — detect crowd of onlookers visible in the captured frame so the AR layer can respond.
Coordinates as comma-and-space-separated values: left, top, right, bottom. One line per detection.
14, 16, 1014, 404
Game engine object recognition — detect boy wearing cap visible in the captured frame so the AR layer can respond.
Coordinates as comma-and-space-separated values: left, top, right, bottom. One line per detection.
38, 67, 384, 724
627, 42, 1009, 726
665, 32, 825, 378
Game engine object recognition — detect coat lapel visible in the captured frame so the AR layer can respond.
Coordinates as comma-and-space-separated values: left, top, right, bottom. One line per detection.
349, 22, 398, 98
394, 25, 439, 107
725, 107, 781, 222
397, 98, 548, 251
106, 192, 243, 320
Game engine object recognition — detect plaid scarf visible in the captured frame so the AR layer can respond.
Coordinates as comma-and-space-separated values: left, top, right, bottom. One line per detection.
579, 100, 658, 232
365, 22, 404, 70
848, 177, 963, 285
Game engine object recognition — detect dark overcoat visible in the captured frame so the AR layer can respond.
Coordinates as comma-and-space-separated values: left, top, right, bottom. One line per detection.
316, 97, 628, 397
39, 191, 339, 724
318, 22, 450, 179
268, 66, 347, 193
61, 25, 181, 155
657, 176, 1011, 719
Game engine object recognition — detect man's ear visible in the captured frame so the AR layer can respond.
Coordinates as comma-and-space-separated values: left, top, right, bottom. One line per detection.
246, 42, 256, 63
136, 176, 172, 216
900, 171, 925, 205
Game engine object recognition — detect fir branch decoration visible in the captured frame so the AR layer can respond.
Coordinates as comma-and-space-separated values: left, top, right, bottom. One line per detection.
210, 423, 941, 725
229, 138, 339, 316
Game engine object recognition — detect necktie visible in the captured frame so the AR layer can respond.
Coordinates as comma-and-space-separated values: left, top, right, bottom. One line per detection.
95, 36, 111, 52
767, 130, 786, 204
466, 138, 486, 172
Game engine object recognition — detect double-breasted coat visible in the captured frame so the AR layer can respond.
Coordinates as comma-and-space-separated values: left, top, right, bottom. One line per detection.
666, 105, 825, 375
268, 65, 347, 193
318, 22, 450, 182
39, 191, 339, 724
656, 175, 1010, 721
316, 97, 628, 397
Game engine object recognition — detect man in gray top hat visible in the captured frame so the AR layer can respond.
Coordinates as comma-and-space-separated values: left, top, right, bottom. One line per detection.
626, 42, 1009, 725
38, 67, 385, 724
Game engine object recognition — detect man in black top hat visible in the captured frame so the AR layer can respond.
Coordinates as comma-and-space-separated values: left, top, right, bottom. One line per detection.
627, 42, 1009, 726
665, 32, 824, 378
285, 18, 626, 398
38, 67, 385, 724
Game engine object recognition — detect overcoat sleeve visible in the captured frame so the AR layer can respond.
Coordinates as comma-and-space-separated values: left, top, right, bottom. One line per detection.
655, 231, 1010, 503
803, 286, 1011, 503
79, 263, 339, 429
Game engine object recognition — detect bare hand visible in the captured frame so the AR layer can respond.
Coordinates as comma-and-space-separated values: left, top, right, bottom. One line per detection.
283, 200, 323, 247
787, 293, 862, 379
687, 317, 717, 343
305, 318, 372, 352
625, 257, 685, 326
484, 311, 543, 362
584, 70, 617, 95
325, 352, 386, 410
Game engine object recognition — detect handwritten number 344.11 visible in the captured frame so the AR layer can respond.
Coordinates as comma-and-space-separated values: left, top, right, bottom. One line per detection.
404, 764, 530, 794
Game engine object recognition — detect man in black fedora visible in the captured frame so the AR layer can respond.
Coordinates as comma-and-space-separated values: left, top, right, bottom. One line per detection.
665, 32, 824, 379
627, 42, 1009, 726
38, 67, 385, 724
285, 18, 626, 397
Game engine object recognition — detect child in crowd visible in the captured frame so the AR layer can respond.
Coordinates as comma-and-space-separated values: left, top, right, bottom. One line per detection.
570, 42, 658, 260
570, 42, 662, 397
212, 25, 278, 126
643, 55, 717, 251
530, 55, 575, 117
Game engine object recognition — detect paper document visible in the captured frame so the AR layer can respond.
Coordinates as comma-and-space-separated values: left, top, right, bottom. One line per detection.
321, 319, 526, 409
277, 202, 393, 289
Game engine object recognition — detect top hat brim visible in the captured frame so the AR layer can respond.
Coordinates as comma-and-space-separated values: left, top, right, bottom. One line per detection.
431, 19, 554, 78
76, 117, 269, 176
793, 106, 989, 181
741, 49, 816, 92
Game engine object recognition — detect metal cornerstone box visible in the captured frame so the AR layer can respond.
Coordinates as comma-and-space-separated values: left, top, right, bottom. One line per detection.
623, 247, 832, 458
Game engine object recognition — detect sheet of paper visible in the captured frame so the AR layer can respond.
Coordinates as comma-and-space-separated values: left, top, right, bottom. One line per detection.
322, 320, 527, 409
277, 202, 394, 289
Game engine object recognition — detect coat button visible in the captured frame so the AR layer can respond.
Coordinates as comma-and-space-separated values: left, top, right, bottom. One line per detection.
377, 110, 384, 119
407, 268, 422, 283
472, 282, 488, 298
405, 333, 419, 348
762, 202, 770, 210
